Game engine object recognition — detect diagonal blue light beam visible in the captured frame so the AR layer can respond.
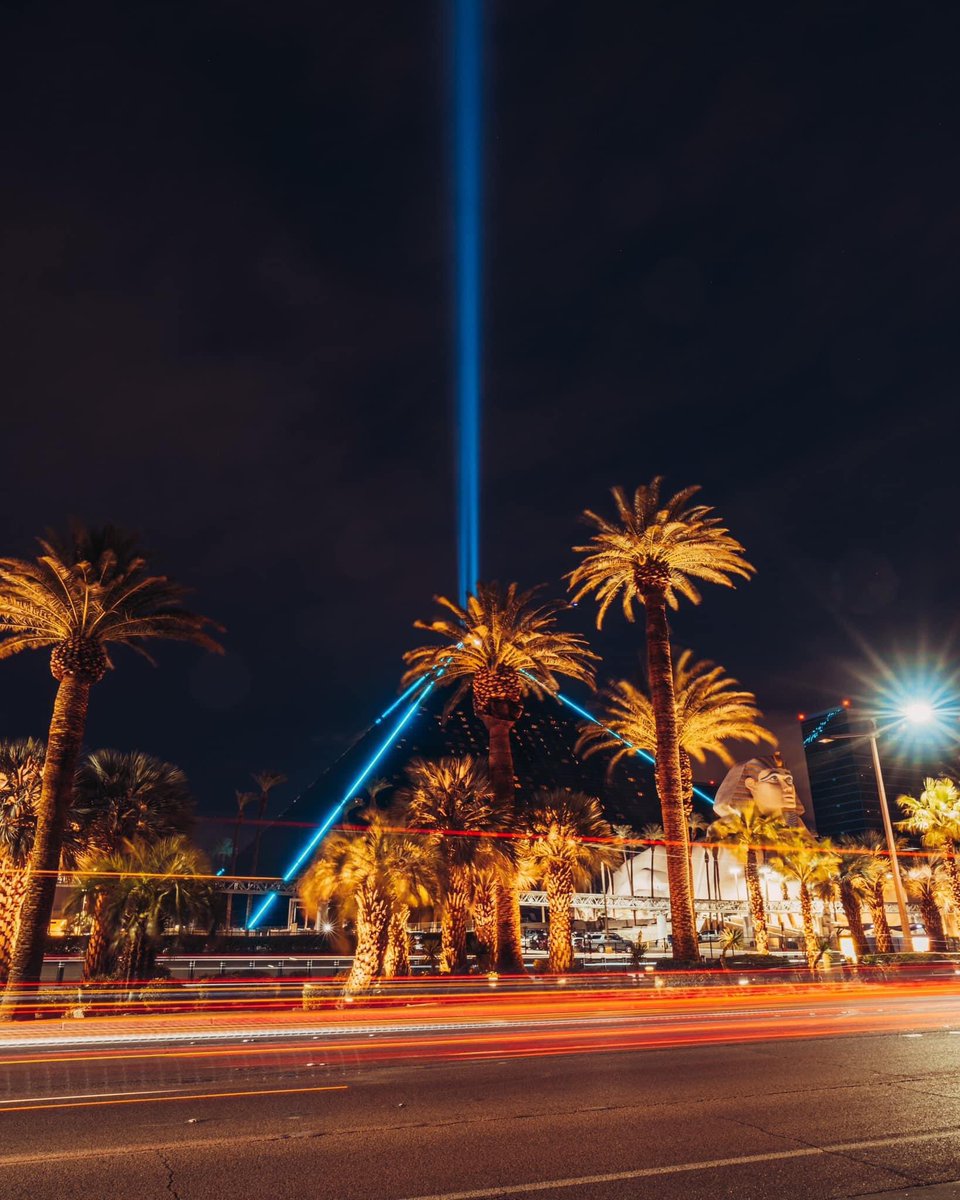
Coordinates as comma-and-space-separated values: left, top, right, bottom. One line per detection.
547, 684, 717, 807
454, 0, 481, 604
246, 681, 437, 929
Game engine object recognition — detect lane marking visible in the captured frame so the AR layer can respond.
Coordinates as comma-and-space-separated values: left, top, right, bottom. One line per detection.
0, 1083, 347, 1115
393, 1127, 960, 1200
0, 1088, 173, 1105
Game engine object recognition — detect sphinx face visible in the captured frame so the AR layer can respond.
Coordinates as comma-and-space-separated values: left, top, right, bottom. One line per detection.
745, 767, 798, 816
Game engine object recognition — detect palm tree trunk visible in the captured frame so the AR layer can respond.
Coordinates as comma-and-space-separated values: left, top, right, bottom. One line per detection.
1, 675, 90, 1016
545, 863, 574, 973
0, 868, 27, 986
224, 813, 243, 931
122, 927, 148, 982
918, 895, 947, 952
441, 868, 470, 974
679, 748, 698, 910
495, 883, 523, 972
942, 852, 960, 911
799, 883, 819, 972
871, 880, 893, 953
383, 907, 410, 978
482, 714, 524, 971
642, 593, 698, 963
82, 891, 111, 980
472, 879, 498, 967
344, 887, 389, 996
838, 880, 869, 960
744, 849, 769, 954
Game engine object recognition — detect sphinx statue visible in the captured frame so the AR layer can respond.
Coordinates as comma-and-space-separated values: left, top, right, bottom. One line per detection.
712, 753, 806, 828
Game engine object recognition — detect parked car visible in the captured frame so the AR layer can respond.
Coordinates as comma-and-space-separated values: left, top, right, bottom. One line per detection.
581, 935, 632, 954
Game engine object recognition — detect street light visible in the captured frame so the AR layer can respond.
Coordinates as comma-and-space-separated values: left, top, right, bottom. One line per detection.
819, 702, 938, 953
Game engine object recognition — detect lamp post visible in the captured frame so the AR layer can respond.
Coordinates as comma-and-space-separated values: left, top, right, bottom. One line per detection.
818, 709, 931, 953
866, 727, 913, 953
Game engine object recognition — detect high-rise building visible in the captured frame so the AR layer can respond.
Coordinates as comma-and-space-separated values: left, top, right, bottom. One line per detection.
800, 706, 922, 840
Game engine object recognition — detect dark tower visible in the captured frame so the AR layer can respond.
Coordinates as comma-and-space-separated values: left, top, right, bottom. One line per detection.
800, 707, 921, 840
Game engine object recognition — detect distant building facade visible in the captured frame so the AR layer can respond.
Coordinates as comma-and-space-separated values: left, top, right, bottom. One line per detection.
800, 707, 921, 840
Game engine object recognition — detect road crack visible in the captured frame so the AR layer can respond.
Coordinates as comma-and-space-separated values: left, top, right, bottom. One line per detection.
157, 1150, 181, 1200
719, 1113, 925, 1187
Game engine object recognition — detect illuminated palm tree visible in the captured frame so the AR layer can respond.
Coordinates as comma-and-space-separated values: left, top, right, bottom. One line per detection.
469, 864, 501, 966
579, 651, 775, 813
300, 806, 429, 996
519, 791, 616, 972
897, 777, 960, 909
905, 862, 949, 952
399, 756, 503, 974
0, 740, 45, 983
403, 583, 596, 969
640, 823, 665, 902
382, 834, 432, 980
66, 837, 212, 982
832, 836, 874, 960
72, 750, 194, 979
611, 824, 637, 900
569, 479, 754, 962
770, 834, 840, 971
0, 525, 221, 1006
709, 804, 789, 954
858, 829, 898, 953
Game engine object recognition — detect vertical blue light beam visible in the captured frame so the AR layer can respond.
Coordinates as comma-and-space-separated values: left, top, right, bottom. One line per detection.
455, 0, 481, 604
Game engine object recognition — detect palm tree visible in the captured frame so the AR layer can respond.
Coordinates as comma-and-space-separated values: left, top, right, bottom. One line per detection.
66, 837, 212, 982
300, 806, 428, 996
569, 480, 754, 962
611, 823, 636, 902
858, 829, 898, 953
905, 862, 949, 952
640, 823, 665, 902
403, 583, 596, 969
72, 750, 194, 979
519, 791, 616, 972
225, 790, 256, 930
382, 834, 432, 980
770, 835, 840, 971
469, 864, 501, 966
832, 836, 874, 960
719, 925, 744, 962
898, 777, 960, 909
579, 652, 775, 814
709, 804, 788, 954
246, 771, 287, 926
399, 756, 502, 974
0, 525, 220, 1006
0, 740, 45, 983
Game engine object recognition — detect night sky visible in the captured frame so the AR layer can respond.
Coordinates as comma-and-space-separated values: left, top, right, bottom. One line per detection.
2, 3, 958, 838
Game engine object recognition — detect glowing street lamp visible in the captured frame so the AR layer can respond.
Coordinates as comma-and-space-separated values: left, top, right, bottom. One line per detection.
818, 700, 944, 954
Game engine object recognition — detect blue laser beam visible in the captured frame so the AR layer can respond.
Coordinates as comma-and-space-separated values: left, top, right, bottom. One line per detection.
246, 682, 437, 929
454, 0, 481, 603
374, 673, 431, 725
552, 688, 716, 807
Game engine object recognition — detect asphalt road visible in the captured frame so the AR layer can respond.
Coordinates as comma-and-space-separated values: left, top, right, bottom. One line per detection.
3, 989, 960, 1200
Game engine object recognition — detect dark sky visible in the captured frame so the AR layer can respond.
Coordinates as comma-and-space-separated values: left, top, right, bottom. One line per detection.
2, 2, 959, 835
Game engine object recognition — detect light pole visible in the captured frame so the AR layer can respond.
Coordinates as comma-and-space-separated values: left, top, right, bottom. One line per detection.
818, 709, 934, 953
866, 726, 913, 953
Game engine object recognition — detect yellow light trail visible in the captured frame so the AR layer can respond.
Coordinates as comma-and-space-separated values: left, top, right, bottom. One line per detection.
0, 1083, 347, 1116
